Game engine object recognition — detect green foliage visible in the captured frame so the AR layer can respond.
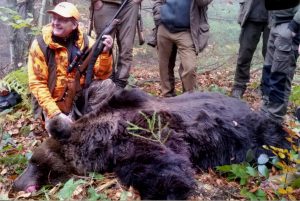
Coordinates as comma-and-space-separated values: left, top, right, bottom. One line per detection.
88, 172, 105, 181
20, 125, 31, 136
240, 188, 266, 201
36, 185, 53, 201
207, 84, 227, 94
218, 123, 300, 200
0, 6, 33, 29
0, 151, 27, 166
1, 67, 31, 111
127, 74, 137, 88
88, 187, 109, 201
57, 177, 110, 201
120, 191, 130, 201
216, 159, 265, 186
290, 85, 300, 106
127, 111, 171, 145
216, 150, 272, 199
0, 141, 28, 175
58, 178, 85, 200
0, 6, 41, 35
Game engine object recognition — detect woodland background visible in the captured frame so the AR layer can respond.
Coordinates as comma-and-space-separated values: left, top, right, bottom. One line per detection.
0, 0, 300, 200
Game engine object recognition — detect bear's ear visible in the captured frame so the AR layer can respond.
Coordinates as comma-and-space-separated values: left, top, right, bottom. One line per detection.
108, 88, 150, 109
45, 115, 72, 141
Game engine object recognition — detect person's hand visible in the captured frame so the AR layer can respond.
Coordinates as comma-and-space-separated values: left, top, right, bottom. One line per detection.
45, 113, 73, 136
102, 35, 113, 53
58, 113, 73, 124
94, 0, 103, 10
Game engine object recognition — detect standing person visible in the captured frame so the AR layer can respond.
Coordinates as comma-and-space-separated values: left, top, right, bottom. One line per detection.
231, 0, 270, 99
153, 0, 211, 97
28, 2, 113, 124
260, 6, 300, 124
91, 0, 142, 88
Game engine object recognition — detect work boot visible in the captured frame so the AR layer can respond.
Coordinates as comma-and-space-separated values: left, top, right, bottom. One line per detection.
147, 27, 157, 48
163, 92, 176, 98
115, 79, 127, 89
231, 87, 245, 99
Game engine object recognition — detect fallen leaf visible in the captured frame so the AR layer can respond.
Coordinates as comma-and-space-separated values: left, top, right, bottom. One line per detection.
0, 168, 8, 175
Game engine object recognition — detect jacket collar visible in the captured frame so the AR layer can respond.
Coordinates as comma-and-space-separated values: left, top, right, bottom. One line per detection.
41, 24, 84, 49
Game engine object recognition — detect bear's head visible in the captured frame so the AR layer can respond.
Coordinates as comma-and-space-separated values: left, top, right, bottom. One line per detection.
13, 138, 73, 192
13, 115, 74, 192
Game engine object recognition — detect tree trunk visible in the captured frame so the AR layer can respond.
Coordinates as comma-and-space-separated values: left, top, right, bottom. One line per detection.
5, 0, 34, 73
38, 0, 50, 27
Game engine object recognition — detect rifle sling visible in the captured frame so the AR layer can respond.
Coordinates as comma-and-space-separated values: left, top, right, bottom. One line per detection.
36, 34, 89, 93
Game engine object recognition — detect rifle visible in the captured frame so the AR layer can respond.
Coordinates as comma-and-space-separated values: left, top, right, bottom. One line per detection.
84, 0, 129, 88
56, 0, 129, 114
137, 5, 145, 45
87, 2, 94, 36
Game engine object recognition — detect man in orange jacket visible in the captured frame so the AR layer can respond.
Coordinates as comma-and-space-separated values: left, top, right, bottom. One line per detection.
28, 2, 113, 125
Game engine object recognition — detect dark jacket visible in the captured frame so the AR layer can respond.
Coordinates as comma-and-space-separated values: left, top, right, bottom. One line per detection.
153, 0, 212, 54
238, 0, 269, 27
271, 6, 300, 26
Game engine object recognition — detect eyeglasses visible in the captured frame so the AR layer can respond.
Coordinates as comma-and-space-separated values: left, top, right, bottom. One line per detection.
51, 14, 74, 23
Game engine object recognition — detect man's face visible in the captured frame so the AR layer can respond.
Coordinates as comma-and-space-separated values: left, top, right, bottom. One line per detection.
51, 14, 77, 38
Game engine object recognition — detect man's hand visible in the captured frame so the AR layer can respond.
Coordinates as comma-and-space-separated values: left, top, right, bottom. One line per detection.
45, 113, 73, 136
58, 113, 73, 124
102, 35, 113, 53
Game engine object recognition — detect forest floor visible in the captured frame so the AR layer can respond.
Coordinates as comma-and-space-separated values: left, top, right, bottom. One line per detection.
1, 0, 300, 199
1, 58, 300, 200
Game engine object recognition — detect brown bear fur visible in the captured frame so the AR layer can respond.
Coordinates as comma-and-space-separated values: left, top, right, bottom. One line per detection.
14, 80, 290, 199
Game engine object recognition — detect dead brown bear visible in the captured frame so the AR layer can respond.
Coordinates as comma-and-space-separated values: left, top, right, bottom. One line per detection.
14, 80, 290, 200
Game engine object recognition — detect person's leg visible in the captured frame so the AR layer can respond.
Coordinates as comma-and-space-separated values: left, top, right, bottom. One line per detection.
157, 25, 177, 96
93, 2, 118, 36
166, 45, 177, 97
261, 23, 296, 123
260, 25, 276, 104
175, 31, 197, 92
114, 0, 139, 88
232, 22, 265, 98
262, 24, 271, 58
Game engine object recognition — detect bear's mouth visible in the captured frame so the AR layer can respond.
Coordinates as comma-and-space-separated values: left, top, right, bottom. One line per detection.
25, 185, 39, 193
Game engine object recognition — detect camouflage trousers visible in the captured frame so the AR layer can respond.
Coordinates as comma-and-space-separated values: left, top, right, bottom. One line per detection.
260, 22, 299, 123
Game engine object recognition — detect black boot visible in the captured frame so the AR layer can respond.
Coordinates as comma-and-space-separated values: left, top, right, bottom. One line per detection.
231, 87, 245, 99
115, 79, 127, 89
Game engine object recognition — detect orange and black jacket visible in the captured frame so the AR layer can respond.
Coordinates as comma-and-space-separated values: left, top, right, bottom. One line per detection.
28, 24, 112, 118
